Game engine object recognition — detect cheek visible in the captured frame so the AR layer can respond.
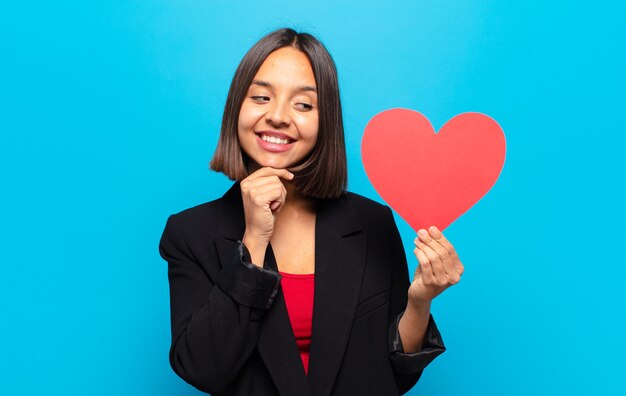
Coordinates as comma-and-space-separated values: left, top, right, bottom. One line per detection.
238, 103, 264, 131
237, 113, 252, 133
237, 115, 255, 149
294, 114, 319, 142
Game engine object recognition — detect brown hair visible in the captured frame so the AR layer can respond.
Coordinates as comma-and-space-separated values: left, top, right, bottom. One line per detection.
209, 28, 347, 199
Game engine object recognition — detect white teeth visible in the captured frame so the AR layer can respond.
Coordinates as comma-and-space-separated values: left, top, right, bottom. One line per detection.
261, 134, 290, 144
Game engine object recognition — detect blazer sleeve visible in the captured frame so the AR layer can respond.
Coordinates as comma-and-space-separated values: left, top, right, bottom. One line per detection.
159, 213, 281, 394
385, 207, 446, 394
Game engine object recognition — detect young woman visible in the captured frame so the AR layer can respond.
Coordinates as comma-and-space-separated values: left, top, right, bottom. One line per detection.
159, 28, 464, 396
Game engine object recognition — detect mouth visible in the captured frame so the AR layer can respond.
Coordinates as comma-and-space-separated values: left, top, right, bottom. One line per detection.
254, 131, 296, 145
254, 130, 296, 153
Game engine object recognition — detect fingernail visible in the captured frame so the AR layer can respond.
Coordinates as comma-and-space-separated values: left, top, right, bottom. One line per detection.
418, 229, 427, 237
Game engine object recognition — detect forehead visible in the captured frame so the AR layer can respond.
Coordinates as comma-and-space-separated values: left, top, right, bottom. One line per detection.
254, 47, 316, 86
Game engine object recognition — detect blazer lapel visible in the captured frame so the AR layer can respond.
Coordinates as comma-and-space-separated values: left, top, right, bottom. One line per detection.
256, 242, 312, 396
307, 195, 367, 396
215, 183, 311, 396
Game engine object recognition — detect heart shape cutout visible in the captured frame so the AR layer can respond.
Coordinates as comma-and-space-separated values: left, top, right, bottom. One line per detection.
361, 109, 506, 231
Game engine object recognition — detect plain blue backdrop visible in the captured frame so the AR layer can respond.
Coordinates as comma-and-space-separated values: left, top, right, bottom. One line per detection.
1, 1, 624, 395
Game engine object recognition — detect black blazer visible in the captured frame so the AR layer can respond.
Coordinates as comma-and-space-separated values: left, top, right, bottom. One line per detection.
159, 182, 445, 396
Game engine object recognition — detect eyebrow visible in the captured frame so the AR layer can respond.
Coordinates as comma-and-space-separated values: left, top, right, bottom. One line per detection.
251, 79, 317, 93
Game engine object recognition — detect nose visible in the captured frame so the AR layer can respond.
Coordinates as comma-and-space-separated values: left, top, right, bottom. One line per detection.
265, 98, 291, 127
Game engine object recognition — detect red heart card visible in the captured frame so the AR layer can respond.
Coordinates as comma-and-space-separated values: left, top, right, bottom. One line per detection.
361, 109, 506, 231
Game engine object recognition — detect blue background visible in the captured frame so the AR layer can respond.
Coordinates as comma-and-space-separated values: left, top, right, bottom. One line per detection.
1, 1, 624, 395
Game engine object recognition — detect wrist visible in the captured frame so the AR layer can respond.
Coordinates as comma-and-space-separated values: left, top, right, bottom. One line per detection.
406, 297, 432, 316
242, 232, 269, 268
242, 231, 268, 248
398, 299, 432, 353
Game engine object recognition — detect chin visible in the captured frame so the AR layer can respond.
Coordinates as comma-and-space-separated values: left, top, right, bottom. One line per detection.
263, 159, 295, 169
245, 156, 290, 171
257, 152, 301, 167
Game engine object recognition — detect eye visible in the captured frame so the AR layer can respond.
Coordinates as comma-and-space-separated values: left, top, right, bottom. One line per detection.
250, 96, 270, 102
296, 102, 314, 111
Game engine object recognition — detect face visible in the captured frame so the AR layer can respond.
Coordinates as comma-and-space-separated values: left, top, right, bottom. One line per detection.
237, 47, 319, 171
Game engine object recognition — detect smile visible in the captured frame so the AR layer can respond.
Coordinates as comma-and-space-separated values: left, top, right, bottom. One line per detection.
255, 133, 296, 153
260, 134, 292, 145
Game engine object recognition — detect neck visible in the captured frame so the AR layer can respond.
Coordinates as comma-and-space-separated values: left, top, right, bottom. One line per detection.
283, 180, 316, 212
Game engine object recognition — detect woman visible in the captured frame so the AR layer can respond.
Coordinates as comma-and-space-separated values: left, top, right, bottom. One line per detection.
159, 28, 464, 396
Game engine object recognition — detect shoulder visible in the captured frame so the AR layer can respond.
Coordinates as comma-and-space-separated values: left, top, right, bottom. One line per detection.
169, 198, 220, 223
341, 191, 395, 227
162, 196, 223, 242
342, 191, 387, 210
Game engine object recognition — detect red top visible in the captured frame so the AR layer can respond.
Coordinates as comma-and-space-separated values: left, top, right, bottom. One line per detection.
279, 271, 315, 375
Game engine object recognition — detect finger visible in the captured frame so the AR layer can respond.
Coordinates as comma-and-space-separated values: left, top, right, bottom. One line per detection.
418, 229, 452, 277
415, 240, 457, 282
418, 241, 462, 284
245, 175, 287, 198
253, 186, 286, 209
448, 266, 462, 284
412, 263, 422, 280
427, 226, 456, 256
274, 184, 287, 212
455, 259, 465, 277
414, 248, 435, 285
248, 167, 294, 181
427, 226, 463, 277
417, 229, 450, 262
272, 184, 288, 212
416, 242, 446, 284
244, 175, 284, 192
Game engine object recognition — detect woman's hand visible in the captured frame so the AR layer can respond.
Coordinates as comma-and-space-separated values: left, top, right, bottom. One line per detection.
240, 167, 294, 265
408, 226, 464, 306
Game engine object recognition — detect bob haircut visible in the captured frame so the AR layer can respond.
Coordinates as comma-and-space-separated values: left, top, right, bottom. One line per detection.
209, 28, 347, 199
